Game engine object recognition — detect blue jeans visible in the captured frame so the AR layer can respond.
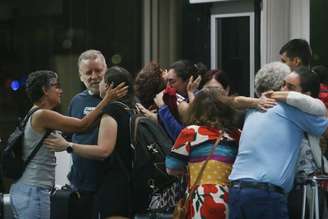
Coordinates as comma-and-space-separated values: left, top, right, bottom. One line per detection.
10, 182, 51, 219
228, 187, 289, 219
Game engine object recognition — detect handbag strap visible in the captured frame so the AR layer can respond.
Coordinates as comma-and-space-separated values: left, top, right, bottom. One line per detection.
184, 135, 222, 206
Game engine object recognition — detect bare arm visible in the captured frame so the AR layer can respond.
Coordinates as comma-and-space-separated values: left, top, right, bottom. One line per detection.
33, 83, 127, 133
45, 114, 117, 160
177, 101, 189, 118
186, 75, 201, 104
135, 103, 158, 122
230, 96, 276, 111
268, 91, 288, 102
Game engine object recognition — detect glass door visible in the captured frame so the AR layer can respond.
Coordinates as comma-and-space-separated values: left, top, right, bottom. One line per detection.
211, 13, 254, 96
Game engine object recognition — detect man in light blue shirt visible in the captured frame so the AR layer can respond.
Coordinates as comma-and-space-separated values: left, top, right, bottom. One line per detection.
228, 62, 328, 219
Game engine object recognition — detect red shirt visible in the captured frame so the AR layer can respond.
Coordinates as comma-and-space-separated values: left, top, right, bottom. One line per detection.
319, 84, 328, 108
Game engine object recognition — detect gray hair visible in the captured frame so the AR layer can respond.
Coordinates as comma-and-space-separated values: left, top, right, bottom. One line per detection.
78, 49, 107, 74
254, 62, 291, 97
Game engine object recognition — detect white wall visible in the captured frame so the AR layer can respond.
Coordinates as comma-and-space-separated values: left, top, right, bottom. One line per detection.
142, 0, 182, 67
289, 0, 310, 41
55, 152, 71, 186
261, 0, 290, 65
261, 0, 310, 65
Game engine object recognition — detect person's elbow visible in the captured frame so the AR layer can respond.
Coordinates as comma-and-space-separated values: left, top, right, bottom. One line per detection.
78, 121, 91, 132
96, 146, 114, 160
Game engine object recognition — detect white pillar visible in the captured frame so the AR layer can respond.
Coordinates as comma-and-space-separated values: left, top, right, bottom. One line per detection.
261, 0, 290, 65
141, 0, 182, 67
289, 0, 310, 41
261, 0, 310, 65
142, 0, 152, 64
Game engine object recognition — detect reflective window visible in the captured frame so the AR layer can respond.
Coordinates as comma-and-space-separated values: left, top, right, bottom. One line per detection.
310, 0, 328, 66
0, 0, 141, 140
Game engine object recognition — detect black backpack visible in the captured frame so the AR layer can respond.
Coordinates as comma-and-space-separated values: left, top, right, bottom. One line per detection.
113, 102, 177, 213
1, 107, 50, 180
129, 113, 178, 213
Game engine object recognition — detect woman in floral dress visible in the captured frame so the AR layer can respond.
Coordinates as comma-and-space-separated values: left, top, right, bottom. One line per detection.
165, 88, 240, 219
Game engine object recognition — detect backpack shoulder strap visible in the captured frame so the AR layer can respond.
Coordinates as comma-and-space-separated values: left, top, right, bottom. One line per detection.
110, 101, 138, 148
23, 107, 51, 168
20, 107, 40, 128
130, 114, 143, 146
24, 130, 51, 168
109, 101, 131, 112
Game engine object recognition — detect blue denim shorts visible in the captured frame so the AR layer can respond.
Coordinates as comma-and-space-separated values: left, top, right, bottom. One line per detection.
10, 182, 51, 219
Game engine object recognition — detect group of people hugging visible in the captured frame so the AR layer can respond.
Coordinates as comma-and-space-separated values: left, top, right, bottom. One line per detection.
8, 38, 328, 219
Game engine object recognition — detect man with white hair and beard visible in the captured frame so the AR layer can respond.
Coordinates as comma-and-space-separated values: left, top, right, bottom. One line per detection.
66, 49, 107, 219
228, 62, 328, 219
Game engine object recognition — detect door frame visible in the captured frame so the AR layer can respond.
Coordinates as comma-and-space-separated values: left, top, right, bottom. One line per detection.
210, 12, 255, 96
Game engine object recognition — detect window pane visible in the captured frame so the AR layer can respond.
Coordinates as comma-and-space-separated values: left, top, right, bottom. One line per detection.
217, 16, 250, 96
0, 0, 141, 140
310, 0, 328, 66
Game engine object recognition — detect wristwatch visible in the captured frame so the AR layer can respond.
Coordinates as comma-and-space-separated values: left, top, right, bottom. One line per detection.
66, 142, 74, 154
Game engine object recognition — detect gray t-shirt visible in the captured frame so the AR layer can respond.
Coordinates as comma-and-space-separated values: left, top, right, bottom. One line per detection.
18, 116, 56, 188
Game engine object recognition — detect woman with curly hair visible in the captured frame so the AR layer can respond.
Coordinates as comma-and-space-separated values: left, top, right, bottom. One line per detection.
166, 88, 240, 219
9, 70, 127, 219
134, 62, 166, 111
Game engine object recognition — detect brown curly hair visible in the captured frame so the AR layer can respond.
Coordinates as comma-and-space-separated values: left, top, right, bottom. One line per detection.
134, 62, 166, 109
184, 88, 238, 130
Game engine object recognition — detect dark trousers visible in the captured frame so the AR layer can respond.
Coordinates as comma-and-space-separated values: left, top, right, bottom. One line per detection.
288, 185, 328, 219
228, 187, 289, 219
70, 191, 97, 219
288, 186, 308, 219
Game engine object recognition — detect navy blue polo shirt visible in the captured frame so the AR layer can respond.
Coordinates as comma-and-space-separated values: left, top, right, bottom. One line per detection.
67, 90, 104, 192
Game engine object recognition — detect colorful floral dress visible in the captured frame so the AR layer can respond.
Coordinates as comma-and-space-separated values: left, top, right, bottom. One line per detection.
166, 125, 240, 219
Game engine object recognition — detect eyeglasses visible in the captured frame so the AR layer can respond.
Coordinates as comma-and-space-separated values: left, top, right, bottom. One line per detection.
50, 82, 61, 89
